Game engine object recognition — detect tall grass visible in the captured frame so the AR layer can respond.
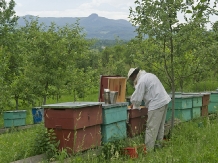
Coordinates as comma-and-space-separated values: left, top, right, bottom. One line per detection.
0, 124, 47, 162
1, 115, 218, 162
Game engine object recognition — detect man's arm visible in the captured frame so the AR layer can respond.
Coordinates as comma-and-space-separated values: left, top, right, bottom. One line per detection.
130, 82, 145, 109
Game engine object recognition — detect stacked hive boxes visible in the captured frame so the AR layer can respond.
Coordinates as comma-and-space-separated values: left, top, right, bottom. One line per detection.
208, 92, 218, 113
42, 102, 102, 154
166, 94, 193, 122
99, 76, 126, 103
190, 94, 202, 119
182, 93, 203, 119
3, 110, 27, 128
125, 96, 148, 137
127, 107, 148, 137
101, 103, 128, 143
200, 93, 210, 116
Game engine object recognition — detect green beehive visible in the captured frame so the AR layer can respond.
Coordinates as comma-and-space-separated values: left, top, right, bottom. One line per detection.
166, 95, 193, 122
208, 91, 218, 113
101, 120, 127, 143
102, 103, 128, 124
182, 93, 203, 119
3, 110, 27, 128
192, 95, 203, 107
210, 92, 218, 102
208, 102, 218, 113
166, 108, 192, 122
168, 95, 193, 110
182, 93, 203, 107
192, 107, 201, 119
101, 103, 128, 143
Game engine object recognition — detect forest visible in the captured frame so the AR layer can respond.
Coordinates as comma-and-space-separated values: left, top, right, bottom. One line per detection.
0, 0, 218, 113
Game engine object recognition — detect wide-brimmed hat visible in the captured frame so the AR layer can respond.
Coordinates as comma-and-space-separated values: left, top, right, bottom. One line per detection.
127, 67, 138, 79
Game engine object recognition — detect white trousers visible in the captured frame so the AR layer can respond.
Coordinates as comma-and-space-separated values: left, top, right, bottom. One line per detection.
145, 104, 167, 151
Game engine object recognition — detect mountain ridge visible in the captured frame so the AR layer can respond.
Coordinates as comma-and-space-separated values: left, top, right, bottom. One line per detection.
17, 13, 138, 40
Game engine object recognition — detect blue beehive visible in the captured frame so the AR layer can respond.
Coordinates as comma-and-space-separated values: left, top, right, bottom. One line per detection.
101, 102, 128, 143
32, 107, 44, 124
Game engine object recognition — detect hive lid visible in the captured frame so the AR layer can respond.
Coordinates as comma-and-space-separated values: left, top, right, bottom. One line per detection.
182, 93, 204, 97
209, 91, 218, 94
169, 94, 194, 99
41, 102, 103, 109
102, 102, 129, 109
4, 110, 26, 113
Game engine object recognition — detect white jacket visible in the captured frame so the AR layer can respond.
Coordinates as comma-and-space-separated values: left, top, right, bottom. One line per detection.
130, 72, 171, 111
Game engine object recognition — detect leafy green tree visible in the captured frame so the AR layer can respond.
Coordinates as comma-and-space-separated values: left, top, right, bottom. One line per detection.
0, 0, 18, 46
0, 47, 11, 112
129, 0, 217, 130
21, 18, 94, 105
0, 0, 28, 110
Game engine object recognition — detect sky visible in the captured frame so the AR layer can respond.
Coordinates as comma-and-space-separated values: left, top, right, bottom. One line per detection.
13, 0, 135, 20
12, 0, 217, 26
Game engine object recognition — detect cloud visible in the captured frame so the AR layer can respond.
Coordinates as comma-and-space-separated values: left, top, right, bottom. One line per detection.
16, 2, 23, 7
15, 0, 135, 20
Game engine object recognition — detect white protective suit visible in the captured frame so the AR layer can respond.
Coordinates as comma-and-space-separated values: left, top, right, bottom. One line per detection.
130, 70, 171, 150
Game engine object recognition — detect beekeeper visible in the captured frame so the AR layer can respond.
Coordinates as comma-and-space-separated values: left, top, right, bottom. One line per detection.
127, 67, 171, 151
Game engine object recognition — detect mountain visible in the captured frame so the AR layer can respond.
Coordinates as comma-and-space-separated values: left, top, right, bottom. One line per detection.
17, 13, 138, 40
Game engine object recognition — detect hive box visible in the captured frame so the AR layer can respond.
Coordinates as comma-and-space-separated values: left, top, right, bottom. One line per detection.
3, 110, 27, 128
49, 125, 101, 153
101, 121, 127, 143
168, 95, 193, 110
208, 102, 218, 113
167, 95, 193, 122
201, 93, 210, 106
102, 103, 128, 124
101, 103, 128, 143
201, 105, 208, 116
166, 108, 192, 122
192, 107, 201, 119
209, 92, 218, 102
42, 102, 103, 154
32, 107, 44, 124
127, 107, 148, 137
182, 93, 203, 108
99, 76, 127, 102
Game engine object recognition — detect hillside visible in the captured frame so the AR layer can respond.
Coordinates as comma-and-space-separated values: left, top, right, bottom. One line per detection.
17, 13, 138, 40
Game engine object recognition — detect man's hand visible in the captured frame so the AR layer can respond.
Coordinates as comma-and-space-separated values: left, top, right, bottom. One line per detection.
130, 104, 133, 109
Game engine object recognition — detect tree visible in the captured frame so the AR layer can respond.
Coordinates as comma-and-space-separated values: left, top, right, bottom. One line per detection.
0, 47, 11, 112
129, 0, 217, 131
0, 0, 18, 46
21, 18, 93, 105
0, 0, 27, 110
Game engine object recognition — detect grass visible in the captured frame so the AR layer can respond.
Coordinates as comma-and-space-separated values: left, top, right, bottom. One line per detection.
1, 115, 218, 162
68, 115, 218, 163
0, 124, 45, 162
0, 93, 99, 128
1, 92, 218, 162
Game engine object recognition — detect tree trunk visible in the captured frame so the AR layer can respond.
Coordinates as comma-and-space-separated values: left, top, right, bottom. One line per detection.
15, 96, 19, 110
43, 81, 48, 105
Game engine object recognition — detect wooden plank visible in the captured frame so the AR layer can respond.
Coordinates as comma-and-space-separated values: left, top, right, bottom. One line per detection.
108, 77, 126, 102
